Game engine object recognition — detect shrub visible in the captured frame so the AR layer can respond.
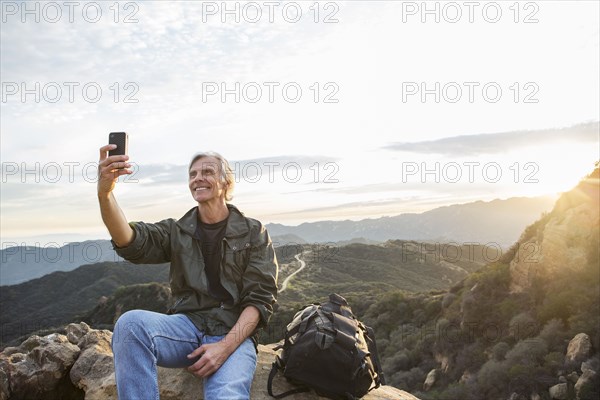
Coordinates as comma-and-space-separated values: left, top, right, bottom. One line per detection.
491, 342, 510, 361
505, 338, 548, 366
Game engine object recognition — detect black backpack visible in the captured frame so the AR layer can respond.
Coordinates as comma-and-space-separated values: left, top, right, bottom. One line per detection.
267, 293, 386, 399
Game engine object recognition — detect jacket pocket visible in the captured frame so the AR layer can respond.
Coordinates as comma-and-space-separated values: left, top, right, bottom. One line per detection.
222, 241, 250, 283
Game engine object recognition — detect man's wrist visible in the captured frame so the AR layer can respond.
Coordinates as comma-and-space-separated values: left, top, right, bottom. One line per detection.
97, 191, 112, 201
221, 334, 240, 354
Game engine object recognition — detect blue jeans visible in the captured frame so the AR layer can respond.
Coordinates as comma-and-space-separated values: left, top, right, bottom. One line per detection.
111, 310, 257, 400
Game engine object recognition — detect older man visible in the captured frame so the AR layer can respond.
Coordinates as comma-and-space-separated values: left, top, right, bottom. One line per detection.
97, 145, 279, 399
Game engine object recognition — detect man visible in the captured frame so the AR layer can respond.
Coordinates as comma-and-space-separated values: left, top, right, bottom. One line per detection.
97, 144, 279, 399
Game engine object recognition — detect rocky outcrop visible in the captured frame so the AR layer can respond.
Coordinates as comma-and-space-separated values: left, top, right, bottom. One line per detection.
566, 333, 593, 364
423, 369, 437, 391
575, 359, 600, 400
70, 329, 116, 399
549, 383, 568, 400
0, 323, 419, 400
0, 333, 81, 400
509, 172, 599, 293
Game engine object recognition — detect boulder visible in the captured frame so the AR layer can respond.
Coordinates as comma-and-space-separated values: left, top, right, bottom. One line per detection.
566, 334, 592, 364
581, 359, 597, 374
0, 324, 420, 400
575, 369, 598, 400
0, 366, 9, 400
65, 322, 92, 345
423, 369, 437, 391
70, 329, 116, 400
568, 371, 580, 383
549, 383, 568, 400
507, 392, 527, 400
0, 333, 81, 399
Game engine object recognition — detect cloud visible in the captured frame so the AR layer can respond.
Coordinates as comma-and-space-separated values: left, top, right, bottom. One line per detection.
382, 122, 599, 156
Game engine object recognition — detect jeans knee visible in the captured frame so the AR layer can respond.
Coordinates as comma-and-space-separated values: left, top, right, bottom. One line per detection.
112, 310, 148, 351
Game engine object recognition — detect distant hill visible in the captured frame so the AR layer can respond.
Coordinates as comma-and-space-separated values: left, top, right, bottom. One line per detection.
0, 240, 122, 286
0, 261, 168, 348
277, 240, 489, 304
259, 240, 493, 344
270, 233, 307, 246
82, 282, 173, 329
266, 196, 556, 247
0, 238, 491, 349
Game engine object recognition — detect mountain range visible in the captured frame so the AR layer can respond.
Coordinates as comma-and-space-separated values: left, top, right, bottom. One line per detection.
0, 240, 122, 286
266, 196, 556, 247
1, 196, 555, 286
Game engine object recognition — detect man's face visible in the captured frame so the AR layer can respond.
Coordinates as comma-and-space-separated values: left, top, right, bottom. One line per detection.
189, 156, 227, 204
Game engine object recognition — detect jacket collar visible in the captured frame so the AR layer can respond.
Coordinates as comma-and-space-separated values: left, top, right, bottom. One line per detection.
177, 203, 249, 239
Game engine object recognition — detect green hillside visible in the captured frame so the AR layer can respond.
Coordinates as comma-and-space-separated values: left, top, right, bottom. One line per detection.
355, 166, 600, 399
0, 262, 169, 348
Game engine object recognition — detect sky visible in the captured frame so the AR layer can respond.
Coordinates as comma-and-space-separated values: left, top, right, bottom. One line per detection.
1, 0, 599, 245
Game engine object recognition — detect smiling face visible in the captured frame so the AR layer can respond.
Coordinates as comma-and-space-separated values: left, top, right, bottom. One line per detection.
189, 156, 228, 205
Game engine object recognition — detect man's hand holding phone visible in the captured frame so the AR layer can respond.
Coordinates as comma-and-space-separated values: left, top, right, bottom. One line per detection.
98, 132, 132, 198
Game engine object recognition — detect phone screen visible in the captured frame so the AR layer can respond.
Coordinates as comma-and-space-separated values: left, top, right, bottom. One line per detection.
109, 132, 128, 156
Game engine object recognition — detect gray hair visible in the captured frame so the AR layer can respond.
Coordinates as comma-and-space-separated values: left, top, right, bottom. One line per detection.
188, 151, 235, 201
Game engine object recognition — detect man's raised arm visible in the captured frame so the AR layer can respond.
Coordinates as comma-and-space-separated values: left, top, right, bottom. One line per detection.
97, 144, 135, 248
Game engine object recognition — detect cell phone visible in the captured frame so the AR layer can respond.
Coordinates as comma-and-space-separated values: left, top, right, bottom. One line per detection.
108, 132, 128, 156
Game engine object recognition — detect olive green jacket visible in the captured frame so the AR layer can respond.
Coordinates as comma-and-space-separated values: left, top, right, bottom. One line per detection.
112, 204, 279, 338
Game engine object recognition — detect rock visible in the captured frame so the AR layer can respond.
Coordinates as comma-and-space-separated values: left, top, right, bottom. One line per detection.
581, 359, 597, 374
1, 327, 420, 400
18, 334, 43, 352
254, 345, 420, 400
459, 370, 475, 385
70, 329, 116, 400
558, 376, 567, 383
423, 369, 437, 391
65, 321, 91, 345
155, 367, 199, 400
509, 185, 599, 293
575, 369, 598, 400
507, 392, 527, 400
549, 383, 568, 400
0, 333, 81, 399
566, 334, 592, 364
530, 393, 541, 400
568, 371, 580, 383
1, 347, 20, 357
0, 366, 9, 400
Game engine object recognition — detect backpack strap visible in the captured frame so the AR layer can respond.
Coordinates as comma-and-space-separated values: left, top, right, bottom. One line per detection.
267, 361, 311, 399
365, 325, 386, 386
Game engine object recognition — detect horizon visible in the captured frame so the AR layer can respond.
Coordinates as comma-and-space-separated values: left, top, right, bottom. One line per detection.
1, 1, 599, 247
0, 192, 562, 246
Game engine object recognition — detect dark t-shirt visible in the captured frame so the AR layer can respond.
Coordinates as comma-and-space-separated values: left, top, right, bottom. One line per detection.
194, 217, 232, 302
